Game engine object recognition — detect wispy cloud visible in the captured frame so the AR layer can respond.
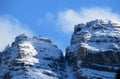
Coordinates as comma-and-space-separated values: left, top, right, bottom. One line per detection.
56, 7, 120, 33
0, 15, 33, 51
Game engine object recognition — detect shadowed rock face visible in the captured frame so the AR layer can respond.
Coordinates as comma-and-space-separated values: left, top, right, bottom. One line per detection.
66, 19, 120, 79
116, 69, 120, 79
69, 46, 120, 66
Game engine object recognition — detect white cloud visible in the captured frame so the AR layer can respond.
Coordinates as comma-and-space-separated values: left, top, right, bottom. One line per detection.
57, 7, 120, 33
0, 15, 33, 51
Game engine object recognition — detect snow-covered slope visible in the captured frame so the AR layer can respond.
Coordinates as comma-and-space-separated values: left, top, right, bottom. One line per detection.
66, 19, 120, 79
0, 19, 120, 79
0, 34, 66, 79
71, 19, 120, 52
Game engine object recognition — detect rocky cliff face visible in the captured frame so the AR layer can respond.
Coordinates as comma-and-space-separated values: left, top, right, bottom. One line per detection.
0, 34, 66, 79
0, 19, 120, 79
66, 19, 120, 79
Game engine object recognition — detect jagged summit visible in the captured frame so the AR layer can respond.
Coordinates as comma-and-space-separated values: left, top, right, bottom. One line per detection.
74, 19, 120, 34
14, 34, 52, 44
0, 19, 120, 79
66, 19, 120, 79
71, 19, 120, 52
0, 34, 66, 79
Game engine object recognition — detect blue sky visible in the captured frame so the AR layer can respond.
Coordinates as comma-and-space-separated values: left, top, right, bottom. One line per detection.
0, 0, 120, 53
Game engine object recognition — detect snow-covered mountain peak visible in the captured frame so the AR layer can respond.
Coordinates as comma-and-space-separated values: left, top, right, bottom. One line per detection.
0, 34, 66, 79
15, 34, 52, 44
74, 19, 120, 34
0, 19, 120, 79
71, 19, 120, 52
66, 19, 120, 79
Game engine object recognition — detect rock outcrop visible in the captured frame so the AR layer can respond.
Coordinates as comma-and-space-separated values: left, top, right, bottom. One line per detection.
0, 19, 120, 79
0, 34, 66, 79
66, 19, 120, 79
